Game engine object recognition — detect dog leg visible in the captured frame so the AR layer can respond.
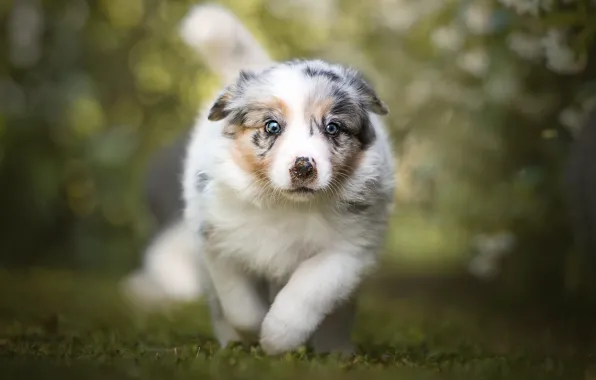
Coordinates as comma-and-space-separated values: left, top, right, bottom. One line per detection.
205, 288, 243, 347
197, 261, 242, 347
261, 278, 356, 355
260, 249, 373, 355
202, 253, 268, 341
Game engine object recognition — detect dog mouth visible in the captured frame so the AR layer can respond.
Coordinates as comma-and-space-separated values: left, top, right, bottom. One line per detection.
289, 187, 316, 194
281, 186, 319, 199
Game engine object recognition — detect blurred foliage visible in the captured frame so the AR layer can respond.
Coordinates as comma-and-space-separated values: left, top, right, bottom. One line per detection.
0, 0, 595, 305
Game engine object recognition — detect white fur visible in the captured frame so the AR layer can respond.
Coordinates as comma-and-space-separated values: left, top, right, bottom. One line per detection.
266, 69, 334, 191
125, 3, 396, 355
260, 248, 375, 354
122, 221, 202, 307
178, 3, 272, 84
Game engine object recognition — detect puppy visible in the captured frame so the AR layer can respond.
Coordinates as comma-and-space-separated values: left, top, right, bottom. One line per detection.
124, 3, 397, 356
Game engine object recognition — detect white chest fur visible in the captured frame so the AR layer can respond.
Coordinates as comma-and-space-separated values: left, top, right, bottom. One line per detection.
203, 191, 343, 281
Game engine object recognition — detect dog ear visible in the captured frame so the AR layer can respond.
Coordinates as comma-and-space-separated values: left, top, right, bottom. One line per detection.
348, 70, 389, 116
207, 89, 233, 121
207, 70, 257, 122
364, 90, 389, 116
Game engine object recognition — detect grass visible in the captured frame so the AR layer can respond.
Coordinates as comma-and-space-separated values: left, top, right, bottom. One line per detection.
0, 267, 592, 380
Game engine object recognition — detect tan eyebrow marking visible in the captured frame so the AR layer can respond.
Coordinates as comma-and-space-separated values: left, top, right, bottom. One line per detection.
240, 97, 291, 128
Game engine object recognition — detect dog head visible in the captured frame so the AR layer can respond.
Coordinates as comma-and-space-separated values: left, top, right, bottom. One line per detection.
209, 59, 388, 202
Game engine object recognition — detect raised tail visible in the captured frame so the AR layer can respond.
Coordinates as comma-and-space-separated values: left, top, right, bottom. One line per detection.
178, 3, 273, 84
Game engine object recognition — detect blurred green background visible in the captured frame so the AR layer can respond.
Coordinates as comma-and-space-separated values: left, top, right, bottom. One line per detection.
1, 0, 595, 306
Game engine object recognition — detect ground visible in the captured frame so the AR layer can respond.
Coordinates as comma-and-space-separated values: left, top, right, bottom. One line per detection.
0, 265, 592, 380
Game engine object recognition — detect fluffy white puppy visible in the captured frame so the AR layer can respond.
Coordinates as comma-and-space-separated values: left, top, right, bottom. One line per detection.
124, 3, 397, 356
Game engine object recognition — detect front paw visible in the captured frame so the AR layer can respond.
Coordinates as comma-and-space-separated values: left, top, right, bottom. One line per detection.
259, 307, 314, 355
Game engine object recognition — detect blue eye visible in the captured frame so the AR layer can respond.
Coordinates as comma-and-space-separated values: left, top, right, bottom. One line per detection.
265, 120, 282, 135
325, 122, 340, 135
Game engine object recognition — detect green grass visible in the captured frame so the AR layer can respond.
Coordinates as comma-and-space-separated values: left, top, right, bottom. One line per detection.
0, 268, 591, 380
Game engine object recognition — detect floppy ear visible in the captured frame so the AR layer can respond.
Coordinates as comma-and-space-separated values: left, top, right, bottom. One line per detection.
207, 70, 257, 121
348, 70, 389, 115
207, 89, 233, 121
364, 89, 389, 115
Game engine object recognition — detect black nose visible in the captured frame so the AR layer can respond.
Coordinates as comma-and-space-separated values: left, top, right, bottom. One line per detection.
292, 157, 315, 179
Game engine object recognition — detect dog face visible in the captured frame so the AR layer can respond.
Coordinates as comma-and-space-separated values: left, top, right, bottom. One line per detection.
208, 60, 388, 202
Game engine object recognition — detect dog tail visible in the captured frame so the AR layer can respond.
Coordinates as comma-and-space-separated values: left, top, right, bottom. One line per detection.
179, 3, 273, 84
121, 220, 203, 309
